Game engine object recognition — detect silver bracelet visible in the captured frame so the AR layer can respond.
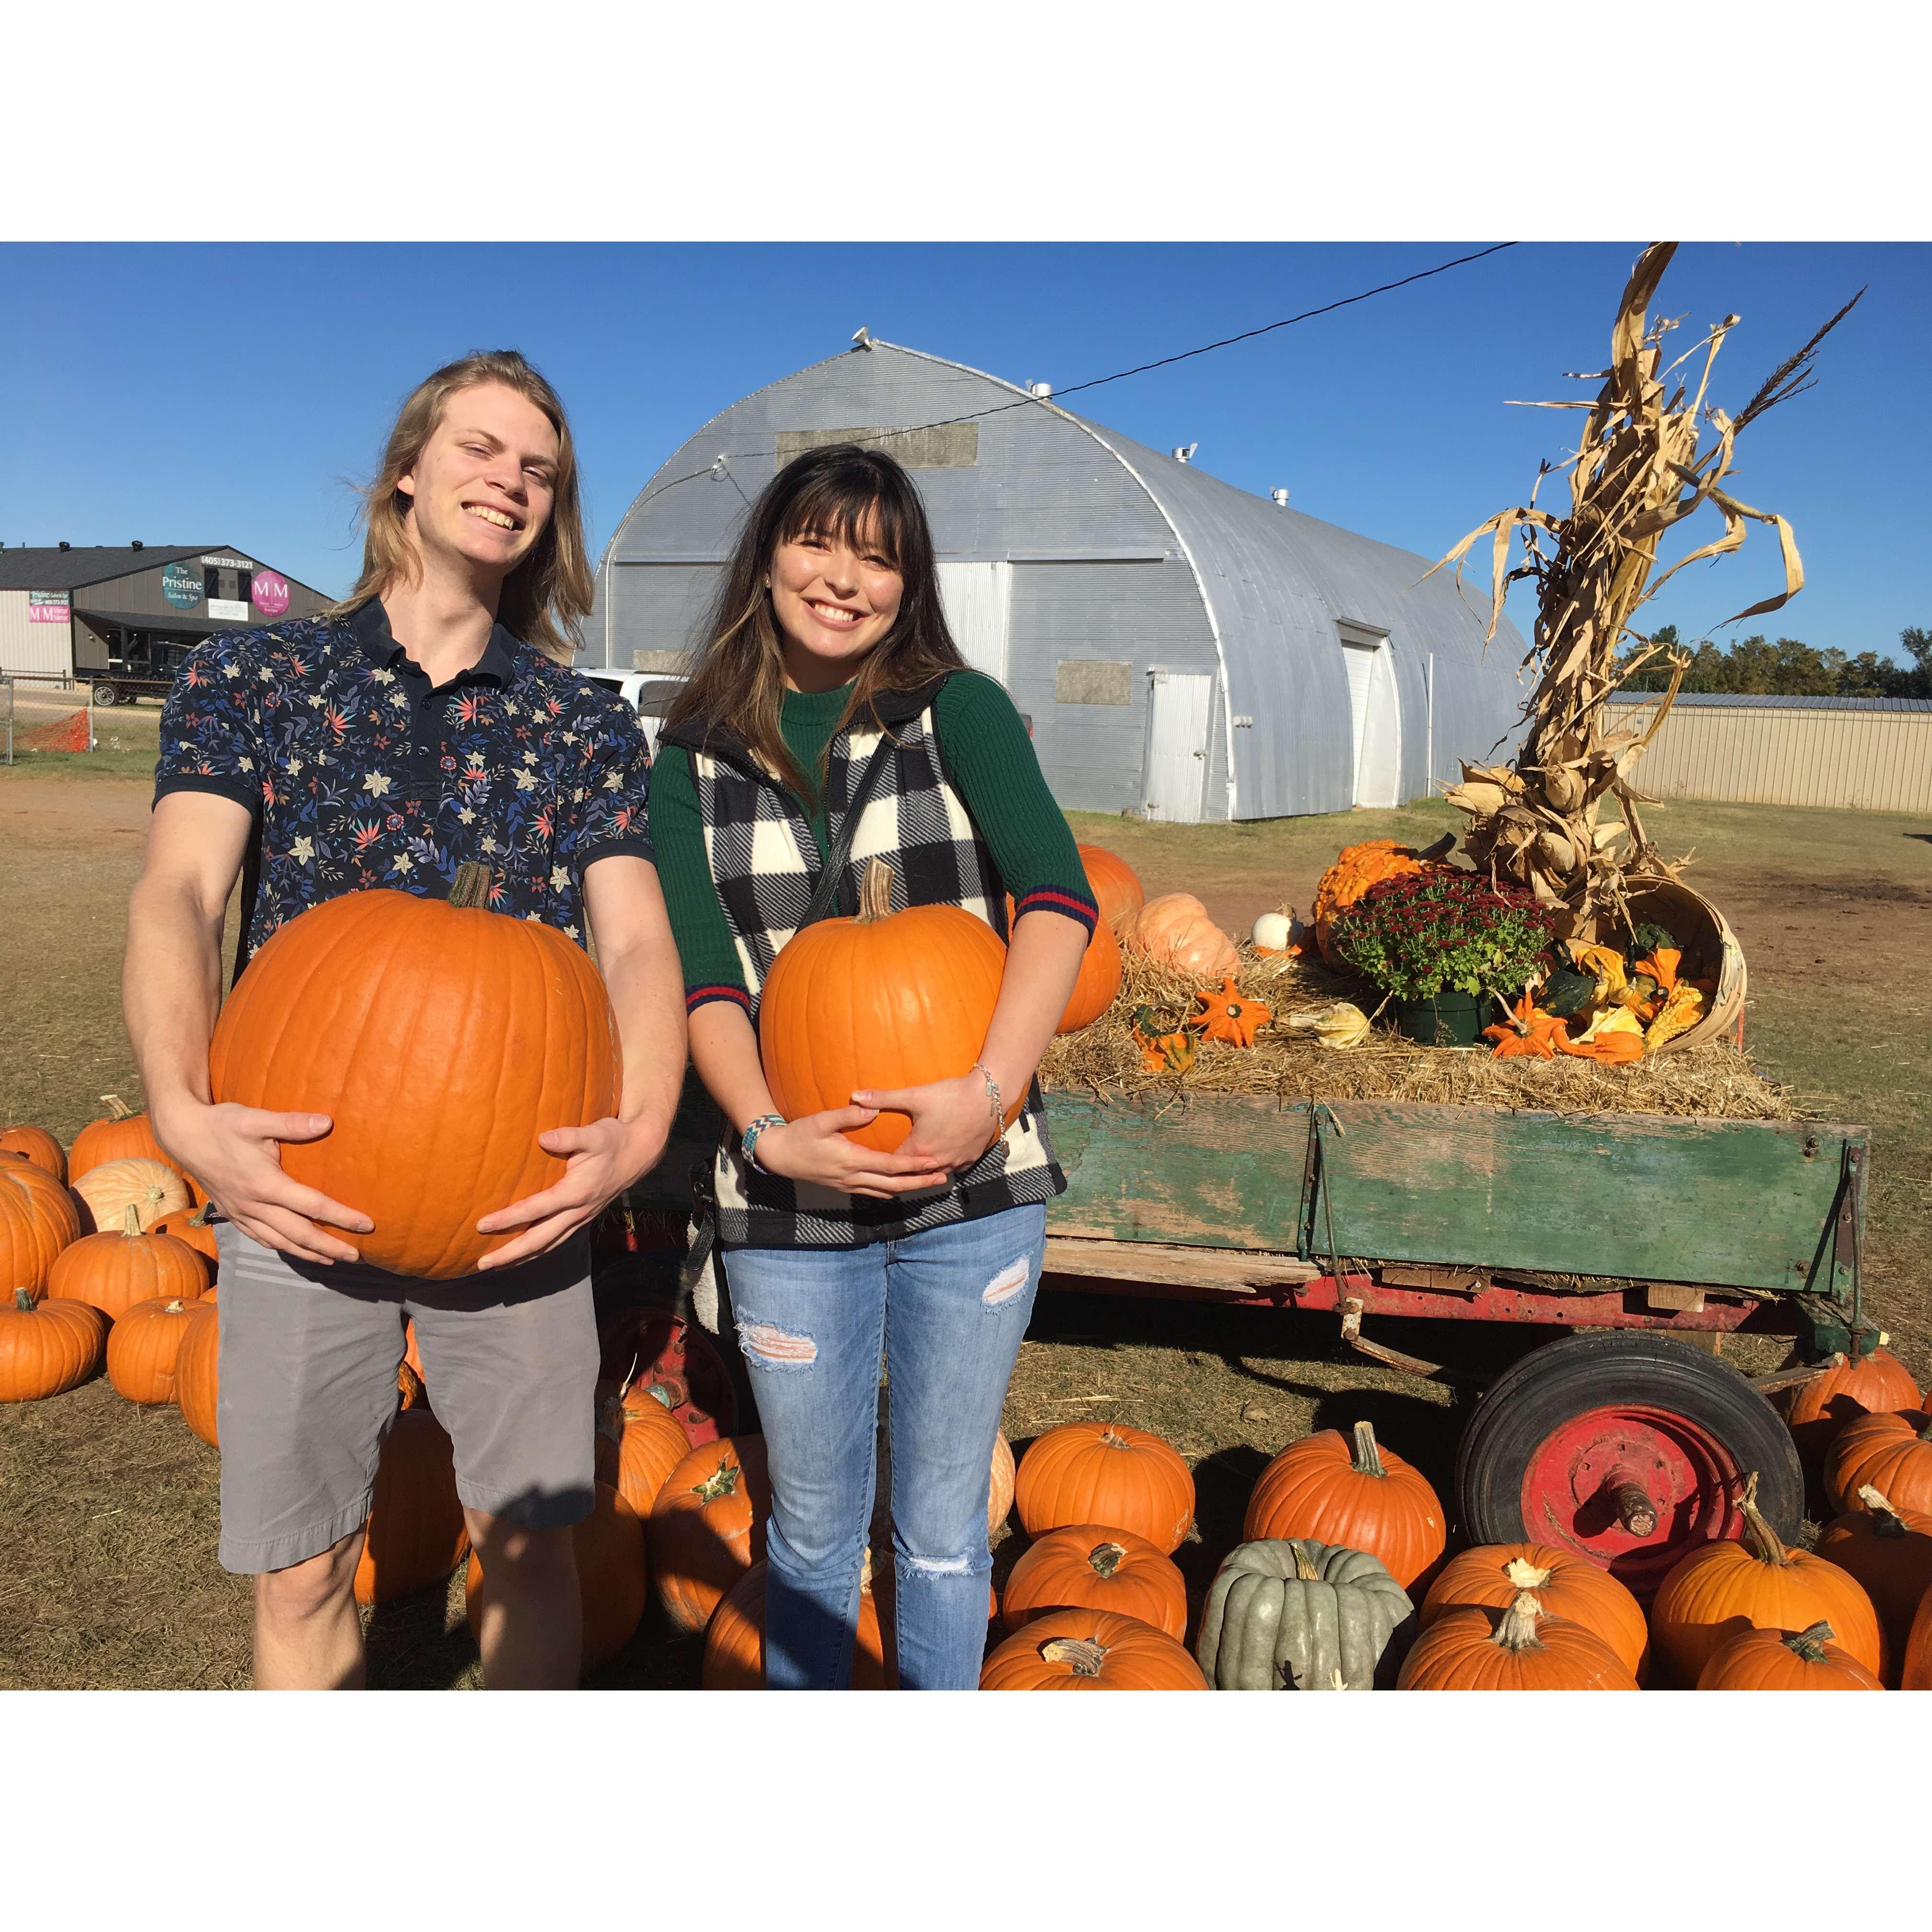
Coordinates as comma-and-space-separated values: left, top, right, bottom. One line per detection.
970, 1061, 1003, 1132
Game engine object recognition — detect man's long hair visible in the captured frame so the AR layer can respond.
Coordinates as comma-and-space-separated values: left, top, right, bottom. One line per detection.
664, 444, 966, 802
331, 350, 592, 665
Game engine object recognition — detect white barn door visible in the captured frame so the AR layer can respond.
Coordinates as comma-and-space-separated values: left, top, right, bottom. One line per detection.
1342, 637, 1401, 807
1144, 670, 1213, 822
937, 561, 1012, 683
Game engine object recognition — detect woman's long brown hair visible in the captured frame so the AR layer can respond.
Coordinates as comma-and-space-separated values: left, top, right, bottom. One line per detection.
329, 349, 593, 666
663, 444, 966, 804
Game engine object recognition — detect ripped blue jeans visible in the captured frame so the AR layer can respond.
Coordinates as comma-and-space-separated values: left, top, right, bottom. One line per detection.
721, 1201, 1046, 1690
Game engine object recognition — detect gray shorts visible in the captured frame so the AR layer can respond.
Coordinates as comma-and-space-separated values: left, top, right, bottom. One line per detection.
212, 1221, 600, 1576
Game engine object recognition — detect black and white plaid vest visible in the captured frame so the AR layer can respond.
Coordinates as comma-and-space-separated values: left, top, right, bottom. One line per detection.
659, 673, 1066, 1250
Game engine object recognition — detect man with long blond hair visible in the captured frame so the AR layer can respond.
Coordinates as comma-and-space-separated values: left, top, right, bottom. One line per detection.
125, 351, 686, 1688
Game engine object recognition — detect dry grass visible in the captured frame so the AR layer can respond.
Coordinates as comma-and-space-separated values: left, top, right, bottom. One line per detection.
1039, 941, 1796, 1120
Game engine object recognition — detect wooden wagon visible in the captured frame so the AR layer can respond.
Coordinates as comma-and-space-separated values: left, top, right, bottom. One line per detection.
627, 1081, 1874, 1602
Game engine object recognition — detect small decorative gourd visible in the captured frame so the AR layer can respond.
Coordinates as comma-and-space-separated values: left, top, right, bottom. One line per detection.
1196, 1537, 1415, 1690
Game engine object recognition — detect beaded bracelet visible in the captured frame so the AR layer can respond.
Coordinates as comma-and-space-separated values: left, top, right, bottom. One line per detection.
970, 1062, 1003, 1133
741, 1113, 786, 1170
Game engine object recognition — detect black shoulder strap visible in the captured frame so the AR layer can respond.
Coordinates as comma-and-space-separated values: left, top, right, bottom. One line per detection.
797, 729, 897, 930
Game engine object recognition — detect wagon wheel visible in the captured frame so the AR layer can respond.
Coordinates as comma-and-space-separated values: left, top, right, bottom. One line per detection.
1454, 1330, 1804, 1605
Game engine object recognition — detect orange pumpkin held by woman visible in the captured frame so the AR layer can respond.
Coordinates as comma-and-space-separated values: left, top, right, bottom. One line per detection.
0, 1158, 82, 1296
1244, 1421, 1445, 1592
979, 1607, 1208, 1690
1782, 1347, 1921, 1468
1825, 1409, 1932, 1518
1014, 1422, 1196, 1554
1814, 1485, 1932, 1681
1397, 1590, 1638, 1690
1697, 1620, 1882, 1691
1421, 1543, 1649, 1682
1076, 845, 1144, 935
648, 1435, 772, 1634
48, 1207, 207, 1325
1649, 1471, 1884, 1687
208, 862, 621, 1279
355, 1409, 470, 1607
0, 1288, 106, 1403
173, 1301, 221, 1445
702, 1557, 895, 1690
758, 857, 1018, 1157
1001, 1524, 1188, 1640
467, 1481, 646, 1675
0, 1126, 67, 1183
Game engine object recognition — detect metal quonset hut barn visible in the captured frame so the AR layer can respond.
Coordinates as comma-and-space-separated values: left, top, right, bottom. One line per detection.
591, 340, 1527, 821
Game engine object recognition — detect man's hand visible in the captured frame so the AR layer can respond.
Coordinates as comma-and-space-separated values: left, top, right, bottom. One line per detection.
154, 1099, 374, 1265
472, 1116, 668, 1271
750, 1106, 953, 1199
848, 1074, 1002, 1177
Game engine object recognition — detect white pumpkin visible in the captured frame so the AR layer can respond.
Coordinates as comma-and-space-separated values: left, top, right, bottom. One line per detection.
1252, 907, 1297, 954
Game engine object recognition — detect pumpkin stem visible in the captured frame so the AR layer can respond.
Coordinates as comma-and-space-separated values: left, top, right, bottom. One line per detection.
1503, 1556, 1554, 1590
101, 1093, 135, 1120
122, 1204, 142, 1239
1736, 1472, 1791, 1567
856, 857, 894, 925
1098, 1428, 1131, 1450
13, 1287, 36, 1313
1493, 1590, 1547, 1653
188, 1202, 216, 1230
449, 861, 494, 911
1039, 1635, 1109, 1677
1291, 1541, 1322, 1582
1088, 1541, 1127, 1579
694, 1458, 743, 1504
1857, 1484, 1908, 1537
164, 1300, 185, 1314
1350, 1419, 1386, 1479
1785, 1621, 1835, 1665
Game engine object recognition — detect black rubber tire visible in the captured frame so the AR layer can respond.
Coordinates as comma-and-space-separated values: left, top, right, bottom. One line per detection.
91, 682, 119, 707
1455, 1329, 1805, 1547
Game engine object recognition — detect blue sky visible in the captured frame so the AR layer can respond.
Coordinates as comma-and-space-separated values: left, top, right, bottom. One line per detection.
4, 242, 1925, 662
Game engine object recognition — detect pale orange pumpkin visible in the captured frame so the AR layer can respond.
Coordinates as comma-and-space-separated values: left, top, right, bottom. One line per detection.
174, 1301, 221, 1445
71, 1158, 190, 1236
355, 1409, 471, 1606
648, 1435, 772, 1634
466, 1481, 646, 1675
701, 1557, 895, 1690
759, 858, 1017, 1156
1122, 893, 1239, 980
1076, 845, 1144, 935
1649, 1471, 1884, 1686
1244, 1421, 1446, 1592
1420, 1542, 1649, 1681
105, 1296, 203, 1405
0, 1126, 66, 1183
208, 862, 621, 1278
0, 1157, 82, 1295
1397, 1590, 1638, 1690
1014, 1422, 1195, 1554
0, 1287, 106, 1402
989, 1429, 1016, 1535
48, 1206, 207, 1324
1001, 1524, 1188, 1639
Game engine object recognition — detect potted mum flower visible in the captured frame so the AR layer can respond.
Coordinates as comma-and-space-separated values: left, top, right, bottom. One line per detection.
1327, 870, 1559, 1046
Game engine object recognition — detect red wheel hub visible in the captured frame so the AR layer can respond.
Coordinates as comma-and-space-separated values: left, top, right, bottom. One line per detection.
1520, 1403, 1742, 1601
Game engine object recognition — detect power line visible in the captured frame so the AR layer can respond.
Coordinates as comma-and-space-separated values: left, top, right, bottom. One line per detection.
629, 242, 1519, 513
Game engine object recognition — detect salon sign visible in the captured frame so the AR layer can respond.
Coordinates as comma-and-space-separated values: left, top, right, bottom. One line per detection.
28, 592, 70, 623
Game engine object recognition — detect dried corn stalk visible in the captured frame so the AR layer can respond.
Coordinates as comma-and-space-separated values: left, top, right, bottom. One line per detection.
1427, 242, 1860, 935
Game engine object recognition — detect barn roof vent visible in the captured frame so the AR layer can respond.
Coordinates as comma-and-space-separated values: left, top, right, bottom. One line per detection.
1026, 380, 1052, 398
132, 539, 144, 549
1271, 488, 1290, 508
58, 540, 71, 551
851, 326, 872, 351
1171, 443, 1197, 464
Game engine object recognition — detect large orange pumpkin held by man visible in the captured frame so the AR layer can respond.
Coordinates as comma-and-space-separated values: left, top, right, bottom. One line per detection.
208, 862, 620, 1278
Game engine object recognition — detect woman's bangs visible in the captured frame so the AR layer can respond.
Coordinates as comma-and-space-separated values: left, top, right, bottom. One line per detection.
777, 472, 910, 570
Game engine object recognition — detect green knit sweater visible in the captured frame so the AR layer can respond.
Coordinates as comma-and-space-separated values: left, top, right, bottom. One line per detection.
648, 673, 1095, 1003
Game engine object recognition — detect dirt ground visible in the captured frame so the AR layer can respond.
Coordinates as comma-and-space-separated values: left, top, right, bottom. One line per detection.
2, 760, 1927, 1689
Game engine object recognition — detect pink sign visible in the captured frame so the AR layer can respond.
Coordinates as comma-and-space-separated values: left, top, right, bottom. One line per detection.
28, 592, 69, 622
252, 570, 291, 617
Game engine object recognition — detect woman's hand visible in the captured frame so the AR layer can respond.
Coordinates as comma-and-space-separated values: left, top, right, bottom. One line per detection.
474, 1116, 667, 1271
848, 1073, 1003, 1176
752, 1107, 953, 1199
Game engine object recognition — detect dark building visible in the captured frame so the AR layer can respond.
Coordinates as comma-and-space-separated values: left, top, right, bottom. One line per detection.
0, 543, 332, 703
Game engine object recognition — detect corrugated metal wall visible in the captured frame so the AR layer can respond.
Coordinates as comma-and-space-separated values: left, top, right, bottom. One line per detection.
0, 591, 75, 678
1607, 698, 1932, 812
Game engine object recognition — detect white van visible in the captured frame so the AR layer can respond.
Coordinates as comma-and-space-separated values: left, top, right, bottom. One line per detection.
580, 670, 687, 754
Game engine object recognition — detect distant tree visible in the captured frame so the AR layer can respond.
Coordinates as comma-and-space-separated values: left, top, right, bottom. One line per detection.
1614, 624, 1932, 699
1895, 627, 1932, 699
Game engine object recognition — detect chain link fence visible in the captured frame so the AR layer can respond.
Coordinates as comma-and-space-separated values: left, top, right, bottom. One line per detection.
1, 675, 96, 763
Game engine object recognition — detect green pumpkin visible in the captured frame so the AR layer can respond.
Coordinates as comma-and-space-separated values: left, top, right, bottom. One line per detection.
1196, 1538, 1415, 1690
1538, 966, 1598, 1020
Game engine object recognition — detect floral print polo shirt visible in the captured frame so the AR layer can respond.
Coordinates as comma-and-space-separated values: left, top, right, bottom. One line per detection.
153, 598, 654, 966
